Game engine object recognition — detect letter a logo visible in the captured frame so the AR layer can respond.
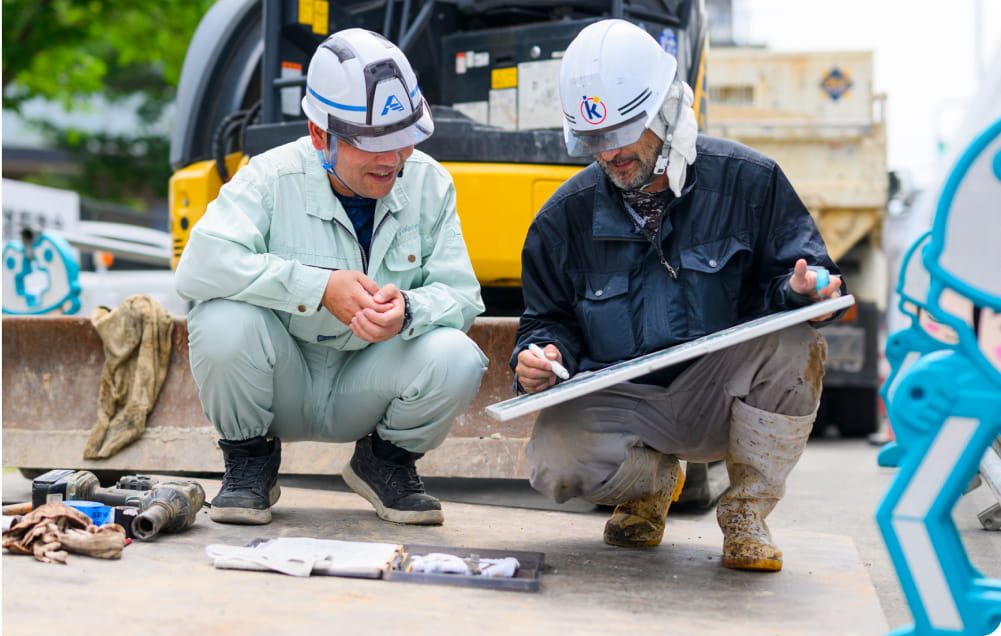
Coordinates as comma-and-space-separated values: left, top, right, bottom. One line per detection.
580, 96, 607, 125
381, 94, 406, 116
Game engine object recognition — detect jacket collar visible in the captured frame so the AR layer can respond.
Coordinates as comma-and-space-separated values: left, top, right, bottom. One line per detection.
301, 137, 410, 226
591, 161, 697, 240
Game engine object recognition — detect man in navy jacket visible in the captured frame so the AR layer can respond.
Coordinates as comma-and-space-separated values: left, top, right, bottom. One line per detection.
511, 19, 845, 572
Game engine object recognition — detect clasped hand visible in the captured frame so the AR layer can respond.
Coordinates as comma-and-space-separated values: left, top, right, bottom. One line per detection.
321, 270, 405, 343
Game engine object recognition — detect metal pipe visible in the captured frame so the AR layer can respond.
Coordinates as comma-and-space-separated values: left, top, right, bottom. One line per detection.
382, 0, 396, 39
398, 0, 412, 47
398, 0, 435, 54
260, 0, 282, 123
59, 231, 172, 267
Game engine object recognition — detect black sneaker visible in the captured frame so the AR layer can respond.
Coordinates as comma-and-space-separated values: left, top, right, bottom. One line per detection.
342, 434, 443, 525
209, 436, 281, 525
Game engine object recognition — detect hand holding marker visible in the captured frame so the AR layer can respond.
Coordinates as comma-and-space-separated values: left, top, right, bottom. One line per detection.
528, 344, 570, 380
808, 265, 832, 296
814, 266, 830, 293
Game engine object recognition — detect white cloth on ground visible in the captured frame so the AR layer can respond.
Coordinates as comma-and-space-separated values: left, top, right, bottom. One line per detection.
408, 552, 520, 577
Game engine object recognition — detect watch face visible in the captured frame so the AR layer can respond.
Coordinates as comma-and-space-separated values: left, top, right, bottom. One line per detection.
399, 291, 412, 333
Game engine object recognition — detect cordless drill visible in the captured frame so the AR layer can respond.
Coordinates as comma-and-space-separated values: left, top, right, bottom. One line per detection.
28, 469, 205, 541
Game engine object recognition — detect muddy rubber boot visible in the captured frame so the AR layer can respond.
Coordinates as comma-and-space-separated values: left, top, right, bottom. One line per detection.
210, 436, 281, 525
604, 455, 686, 547
717, 399, 813, 571
342, 434, 443, 525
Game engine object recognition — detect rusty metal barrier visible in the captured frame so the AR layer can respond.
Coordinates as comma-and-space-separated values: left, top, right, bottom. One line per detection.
1, 315, 534, 479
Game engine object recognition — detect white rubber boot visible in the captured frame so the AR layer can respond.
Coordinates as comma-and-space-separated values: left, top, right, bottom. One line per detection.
717, 399, 814, 571
584, 446, 685, 548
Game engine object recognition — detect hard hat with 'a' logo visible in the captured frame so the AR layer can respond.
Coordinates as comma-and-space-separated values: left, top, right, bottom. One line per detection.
559, 19, 678, 157
301, 28, 433, 152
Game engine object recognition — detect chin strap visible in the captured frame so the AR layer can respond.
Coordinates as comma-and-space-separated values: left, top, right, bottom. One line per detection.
652, 78, 684, 177
316, 147, 359, 197
317, 148, 406, 195
634, 79, 685, 193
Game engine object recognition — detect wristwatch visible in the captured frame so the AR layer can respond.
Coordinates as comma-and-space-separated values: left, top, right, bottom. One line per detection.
399, 291, 413, 334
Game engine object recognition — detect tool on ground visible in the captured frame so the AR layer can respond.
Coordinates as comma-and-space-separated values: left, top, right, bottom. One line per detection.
2, 501, 34, 516
128, 480, 205, 541
66, 501, 114, 526
22, 469, 205, 540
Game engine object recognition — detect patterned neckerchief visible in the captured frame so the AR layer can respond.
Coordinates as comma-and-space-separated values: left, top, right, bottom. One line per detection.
622, 188, 673, 241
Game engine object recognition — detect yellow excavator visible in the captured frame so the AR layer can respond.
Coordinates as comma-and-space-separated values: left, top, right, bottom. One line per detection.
168, 0, 709, 315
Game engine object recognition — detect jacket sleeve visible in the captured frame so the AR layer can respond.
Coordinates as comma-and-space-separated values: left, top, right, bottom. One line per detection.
400, 176, 485, 337
174, 158, 328, 314
510, 214, 583, 376
756, 163, 848, 326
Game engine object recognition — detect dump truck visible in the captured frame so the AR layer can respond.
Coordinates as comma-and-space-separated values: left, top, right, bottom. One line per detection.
706, 47, 889, 437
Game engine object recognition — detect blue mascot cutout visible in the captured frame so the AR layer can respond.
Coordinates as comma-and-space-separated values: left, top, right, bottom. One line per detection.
2, 229, 82, 315
876, 117, 1001, 635
877, 231, 967, 468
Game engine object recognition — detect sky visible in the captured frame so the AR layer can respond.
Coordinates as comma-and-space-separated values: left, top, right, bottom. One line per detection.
730, 0, 1001, 190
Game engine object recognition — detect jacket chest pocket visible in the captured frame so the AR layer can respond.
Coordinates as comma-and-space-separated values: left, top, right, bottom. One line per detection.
577, 271, 636, 363
678, 234, 750, 332
379, 235, 423, 289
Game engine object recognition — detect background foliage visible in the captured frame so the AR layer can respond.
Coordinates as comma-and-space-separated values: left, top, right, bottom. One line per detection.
2, 0, 217, 207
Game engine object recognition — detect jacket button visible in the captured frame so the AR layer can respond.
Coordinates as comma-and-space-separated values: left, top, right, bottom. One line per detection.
408, 254, 416, 263
595, 289, 603, 297
297, 304, 307, 313
709, 259, 718, 268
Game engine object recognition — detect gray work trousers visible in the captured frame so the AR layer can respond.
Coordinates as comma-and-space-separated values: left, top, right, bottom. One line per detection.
187, 299, 488, 454
527, 324, 827, 503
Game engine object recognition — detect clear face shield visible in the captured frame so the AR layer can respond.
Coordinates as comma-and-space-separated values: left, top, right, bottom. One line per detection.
324, 98, 435, 154
563, 112, 649, 157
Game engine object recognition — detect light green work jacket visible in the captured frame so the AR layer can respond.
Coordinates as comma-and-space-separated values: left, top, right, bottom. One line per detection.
175, 136, 484, 351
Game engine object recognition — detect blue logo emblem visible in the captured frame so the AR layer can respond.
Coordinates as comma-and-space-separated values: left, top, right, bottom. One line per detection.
658, 29, 678, 58
580, 96, 607, 125
820, 67, 853, 101
381, 94, 405, 116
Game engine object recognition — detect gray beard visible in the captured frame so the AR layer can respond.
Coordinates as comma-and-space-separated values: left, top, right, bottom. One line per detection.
598, 158, 656, 191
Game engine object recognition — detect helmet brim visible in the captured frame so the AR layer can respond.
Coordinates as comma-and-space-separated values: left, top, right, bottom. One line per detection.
563, 111, 648, 157
345, 106, 434, 152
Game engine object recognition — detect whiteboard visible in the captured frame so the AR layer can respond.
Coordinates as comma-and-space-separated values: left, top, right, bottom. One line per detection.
485, 294, 856, 421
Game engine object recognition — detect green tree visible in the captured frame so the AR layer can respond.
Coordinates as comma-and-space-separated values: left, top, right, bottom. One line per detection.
2, 0, 216, 207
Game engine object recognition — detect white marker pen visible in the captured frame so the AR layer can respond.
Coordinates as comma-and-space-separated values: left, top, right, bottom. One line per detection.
528, 343, 570, 380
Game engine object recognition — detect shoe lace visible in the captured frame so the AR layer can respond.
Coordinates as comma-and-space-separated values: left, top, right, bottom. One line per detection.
222, 455, 271, 493
384, 463, 425, 495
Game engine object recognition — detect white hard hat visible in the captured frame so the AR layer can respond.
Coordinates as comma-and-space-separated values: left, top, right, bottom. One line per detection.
559, 19, 678, 157
301, 28, 434, 153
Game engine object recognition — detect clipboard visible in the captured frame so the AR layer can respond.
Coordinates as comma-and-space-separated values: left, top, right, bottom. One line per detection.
486, 294, 855, 422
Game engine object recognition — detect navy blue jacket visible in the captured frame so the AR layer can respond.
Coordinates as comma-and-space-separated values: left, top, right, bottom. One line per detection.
511, 135, 845, 386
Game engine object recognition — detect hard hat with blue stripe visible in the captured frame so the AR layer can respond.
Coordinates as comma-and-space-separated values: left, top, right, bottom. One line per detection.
301, 28, 434, 153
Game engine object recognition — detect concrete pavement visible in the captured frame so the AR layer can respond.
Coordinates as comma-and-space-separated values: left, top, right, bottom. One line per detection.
3, 438, 999, 635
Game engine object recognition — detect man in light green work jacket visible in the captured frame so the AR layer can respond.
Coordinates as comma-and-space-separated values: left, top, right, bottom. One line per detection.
175, 28, 487, 527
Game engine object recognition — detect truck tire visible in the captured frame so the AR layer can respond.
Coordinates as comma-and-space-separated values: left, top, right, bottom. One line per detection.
816, 386, 879, 439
